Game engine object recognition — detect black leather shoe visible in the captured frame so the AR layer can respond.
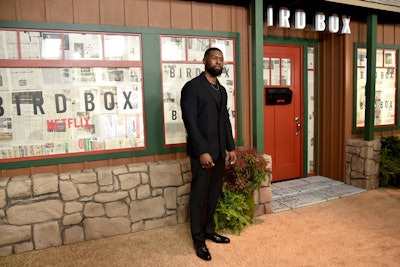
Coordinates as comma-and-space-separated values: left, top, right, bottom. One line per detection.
194, 244, 211, 261
205, 233, 230, 243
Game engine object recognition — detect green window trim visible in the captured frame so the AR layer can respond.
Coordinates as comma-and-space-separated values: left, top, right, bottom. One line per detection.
352, 42, 400, 135
0, 20, 243, 170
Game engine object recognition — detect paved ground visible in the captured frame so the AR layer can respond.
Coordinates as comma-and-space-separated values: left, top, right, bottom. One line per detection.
271, 176, 366, 213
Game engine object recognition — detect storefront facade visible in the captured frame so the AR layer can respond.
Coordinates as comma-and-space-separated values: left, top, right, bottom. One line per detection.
0, 0, 399, 183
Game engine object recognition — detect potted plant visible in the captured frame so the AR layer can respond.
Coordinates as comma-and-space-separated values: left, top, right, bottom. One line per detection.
214, 148, 270, 234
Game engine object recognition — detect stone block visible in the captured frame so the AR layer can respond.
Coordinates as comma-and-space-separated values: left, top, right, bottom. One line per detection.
177, 205, 188, 223
34, 221, 62, 250
63, 213, 83, 225
96, 167, 113, 186
112, 166, 128, 175
60, 181, 79, 201
94, 191, 128, 203
177, 158, 191, 173
0, 177, 9, 187
164, 187, 177, 209
351, 156, 365, 173
0, 246, 12, 257
64, 201, 83, 214
127, 163, 148, 173
141, 173, 149, 184
149, 162, 183, 187
63, 226, 84, 244
346, 146, 360, 154
71, 172, 97, 184
177, 195, 190, 205
259, 187, 272, 203
131, 221, 144, 233
178, 183, 190, 196
105, 201, 129, 217
0, 225, 31, 246
254, 204, 265, 216
137, 184, 150, 199
0, 189, 6, 209
130, 196, 165, 222
360, 146, 374, 159
7, 200, 63, 225
32, 173, 58, 196
77, 183, 98, 197
84, 217, 131, 240
119, 173, 141, 190
7, 176, 31, 198
14, 241, 34, 254
365, 159, 379, 176
182, 172, 192, 183
84, 203, 105, 217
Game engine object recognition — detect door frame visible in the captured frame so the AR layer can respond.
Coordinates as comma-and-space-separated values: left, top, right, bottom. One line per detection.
263, 36, 319, 178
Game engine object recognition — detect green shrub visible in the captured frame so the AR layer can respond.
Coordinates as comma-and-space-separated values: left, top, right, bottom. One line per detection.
214, 184, 253, 235
214, 148, 270, 234
379, 136, 400, 187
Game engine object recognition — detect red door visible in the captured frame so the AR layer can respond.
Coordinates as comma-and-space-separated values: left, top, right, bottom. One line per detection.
263, 44, 303, 182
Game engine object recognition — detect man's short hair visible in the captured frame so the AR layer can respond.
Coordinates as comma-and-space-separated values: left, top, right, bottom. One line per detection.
204, 47, 222, 58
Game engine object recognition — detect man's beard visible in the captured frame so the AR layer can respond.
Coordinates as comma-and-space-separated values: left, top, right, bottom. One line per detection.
206, 65, 222, 77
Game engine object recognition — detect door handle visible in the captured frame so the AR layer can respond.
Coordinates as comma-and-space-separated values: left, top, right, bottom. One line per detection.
295, 117, 301, 136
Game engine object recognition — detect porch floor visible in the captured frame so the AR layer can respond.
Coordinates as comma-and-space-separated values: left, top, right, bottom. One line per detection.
271, 176, 366, 213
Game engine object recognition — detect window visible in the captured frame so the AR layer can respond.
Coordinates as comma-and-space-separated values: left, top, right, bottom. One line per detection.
160, 35, 237, 146
0, 29, 145, 161
355, 47, 398, 129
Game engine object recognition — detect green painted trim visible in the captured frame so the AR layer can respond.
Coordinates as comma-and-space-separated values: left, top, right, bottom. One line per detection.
251, 0, 264, 153
263, 35, 319, 177
303, 51, 309, 177
364, 15, 378, 141
314, 45, 319, 175
0, 20, 242, 170
235, 36, 244, 147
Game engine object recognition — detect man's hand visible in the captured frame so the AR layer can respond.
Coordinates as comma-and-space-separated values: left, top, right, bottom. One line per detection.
199, 153, 215, 169
227, 150, 237, 165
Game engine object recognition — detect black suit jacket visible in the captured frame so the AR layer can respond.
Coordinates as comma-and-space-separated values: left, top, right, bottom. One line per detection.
180, 72, 235, 160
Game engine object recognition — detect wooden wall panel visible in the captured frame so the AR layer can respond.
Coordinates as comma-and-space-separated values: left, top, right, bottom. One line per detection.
376, 24, 383, 43
73, 0, 100, 25
382, 23, 395, 44
395, 24, 400, 44
171, 0, 192, 29
125, 0, 149, 27
192, 2, 212, 30
212, 4, 231, 32
148, 0, 171, 28
17, 0, 46, 22
318, 33, 348, 181
100, 0, 125, 26
45, 0, 74, 23
0, 0, 17, 20
31, 165, 59, 175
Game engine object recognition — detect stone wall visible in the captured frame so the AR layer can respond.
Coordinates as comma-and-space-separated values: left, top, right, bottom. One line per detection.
0, 157, 272, 257
345, 138, 381, 190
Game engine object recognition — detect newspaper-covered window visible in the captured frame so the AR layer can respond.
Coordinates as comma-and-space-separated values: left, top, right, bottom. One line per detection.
161, 35, 237, 146
355, 47, 398, 129
0, 29, 145, 160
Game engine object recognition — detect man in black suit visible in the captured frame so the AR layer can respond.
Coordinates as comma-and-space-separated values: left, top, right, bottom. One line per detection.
180, 47, 237, 261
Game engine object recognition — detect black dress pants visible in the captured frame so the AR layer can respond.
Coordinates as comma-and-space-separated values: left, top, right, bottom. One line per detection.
189, 156, 225, 245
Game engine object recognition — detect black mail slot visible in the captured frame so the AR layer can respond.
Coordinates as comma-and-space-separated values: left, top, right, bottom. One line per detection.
266, 88, 293, 105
